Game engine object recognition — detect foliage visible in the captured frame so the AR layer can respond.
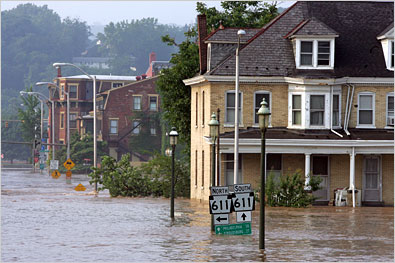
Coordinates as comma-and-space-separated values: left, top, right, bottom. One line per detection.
196, 1, 279, 30
1, 3, 90, 115
264, 171, 322, 208
55, 132, 107, 173
17, 86, 41, 142
96, 18, 188, 75
88, 153, 190, 198
157, 2, 278, 152
156, 29, 199, 149
128, 110, 161, 156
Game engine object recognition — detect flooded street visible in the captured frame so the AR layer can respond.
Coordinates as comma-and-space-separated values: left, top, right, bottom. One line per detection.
2, 169, 394, 262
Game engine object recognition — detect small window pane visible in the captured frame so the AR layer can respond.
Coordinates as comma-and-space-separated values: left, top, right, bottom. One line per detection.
133, 121, 140, 134
292, 95, 301, 109
360, 95, 372, 109
227, 93, 235, 107
301, 41, 313, 52
359, 110, 373, 124
293, 111, 301, 125
133, 97, 141, 110
311, 95, 325, 110
301, 54, 313, 66
110, 120, 118, 134
150, 97, 157, 111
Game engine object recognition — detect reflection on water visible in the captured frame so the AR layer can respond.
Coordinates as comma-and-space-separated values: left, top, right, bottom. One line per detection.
2, 170, 393, 262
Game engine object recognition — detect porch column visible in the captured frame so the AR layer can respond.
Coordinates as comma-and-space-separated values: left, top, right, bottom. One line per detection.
349, 147, 356, 207
304, 153, 311, 190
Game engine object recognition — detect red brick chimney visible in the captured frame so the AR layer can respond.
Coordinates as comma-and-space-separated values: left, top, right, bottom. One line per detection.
149, 52, 156, 65
197, 14, 208, 74
57, 67, 62, 77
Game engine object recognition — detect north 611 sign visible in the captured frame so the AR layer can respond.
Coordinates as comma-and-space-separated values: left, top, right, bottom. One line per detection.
209, 186, 232, 214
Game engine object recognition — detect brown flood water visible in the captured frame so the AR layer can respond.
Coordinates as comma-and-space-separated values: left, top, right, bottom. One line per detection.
1, 169, 393, 262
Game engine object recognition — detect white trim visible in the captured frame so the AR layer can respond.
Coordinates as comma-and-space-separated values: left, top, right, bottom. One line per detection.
183, 75, 394, 86
225, 90, 243, 124
357, 92, 376, 128
386, 92, 394, 127
253, 91, 272, 127
207, 43, 211, 72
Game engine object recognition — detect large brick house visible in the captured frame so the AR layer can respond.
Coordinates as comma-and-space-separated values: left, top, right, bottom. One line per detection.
184, 1, 394, 206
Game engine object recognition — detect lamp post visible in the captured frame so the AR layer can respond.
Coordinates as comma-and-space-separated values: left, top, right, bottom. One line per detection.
35, 83, 57, 161
53, 63, 97, 191
234, 29, 246, 185
169, 127, 178, 219
208, 112, 219, 231
36, 82, 70, 160
257, 98, 271, 250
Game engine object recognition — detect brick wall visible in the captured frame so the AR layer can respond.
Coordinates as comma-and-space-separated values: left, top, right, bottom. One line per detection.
382, 154, 394, 205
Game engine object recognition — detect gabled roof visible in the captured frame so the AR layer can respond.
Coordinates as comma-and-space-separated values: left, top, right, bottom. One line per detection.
285, 17, 338, 38
207, 1, 394, 79
205, 28, 261, 43
377, 22, 394, 39
61, 75, 137, 81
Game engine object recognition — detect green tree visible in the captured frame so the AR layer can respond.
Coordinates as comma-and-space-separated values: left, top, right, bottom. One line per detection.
96, 18, 188, 75
17, 86, 41, 142
157, 1, 278, 150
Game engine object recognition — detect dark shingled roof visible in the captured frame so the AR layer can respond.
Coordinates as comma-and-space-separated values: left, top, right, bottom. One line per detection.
208, 1, 394, 78
220, 127, 394, 141
288, 17, 338, 37
205, 28, 261, 42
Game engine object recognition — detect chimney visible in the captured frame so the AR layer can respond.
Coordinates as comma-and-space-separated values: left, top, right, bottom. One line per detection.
136, 76, 141, 81
197, 14, 208, 74
141, 74, 147, 79
149, 52, 156, 65
57, 67, 62, 77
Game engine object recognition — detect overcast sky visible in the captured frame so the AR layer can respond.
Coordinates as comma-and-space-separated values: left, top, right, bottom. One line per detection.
1, 1, 294, 26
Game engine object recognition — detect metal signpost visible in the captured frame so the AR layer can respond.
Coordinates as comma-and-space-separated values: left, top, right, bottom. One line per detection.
209, 184, 255, 235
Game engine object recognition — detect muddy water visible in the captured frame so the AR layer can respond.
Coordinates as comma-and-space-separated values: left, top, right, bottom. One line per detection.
1, 170, 393, 262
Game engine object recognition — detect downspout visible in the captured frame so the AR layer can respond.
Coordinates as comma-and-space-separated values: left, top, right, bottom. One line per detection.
343, 84, 351, 135
330, 85, 343, 138
344, 84, 355, 136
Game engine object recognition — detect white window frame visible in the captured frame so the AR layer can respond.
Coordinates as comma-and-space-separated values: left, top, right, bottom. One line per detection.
112, 82, 124, 89
207, 43, 212, 72
149, 95, 158, 111
288, 92, 304, 128
386, 92, 394, 128
357, 92, 375, 128
109, 118, 118, 134
225, 90, 243, 126
253, 91, 272, 127
132, 120, 140, 134
60, 84, 65, 100
133, 95, 142, 111
295, 38, 335, 69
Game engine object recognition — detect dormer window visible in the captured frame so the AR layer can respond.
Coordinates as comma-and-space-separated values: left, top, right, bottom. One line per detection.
377, 24, 394, 71
295, 39, 335, 69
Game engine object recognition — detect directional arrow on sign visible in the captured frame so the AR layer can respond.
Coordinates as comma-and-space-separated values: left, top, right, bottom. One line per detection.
241, 213, 247, 221
214, 214, 229, 225
236, 211, 252, 223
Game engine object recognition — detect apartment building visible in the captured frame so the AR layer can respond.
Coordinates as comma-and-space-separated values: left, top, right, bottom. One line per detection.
184, 1, 394, 206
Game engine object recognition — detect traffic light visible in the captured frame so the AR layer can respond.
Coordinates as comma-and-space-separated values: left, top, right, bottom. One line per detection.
5, 121, 8, 128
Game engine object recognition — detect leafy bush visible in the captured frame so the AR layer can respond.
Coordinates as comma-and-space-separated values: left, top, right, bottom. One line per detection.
88, 153, 190, 198
263, 171, 322, 208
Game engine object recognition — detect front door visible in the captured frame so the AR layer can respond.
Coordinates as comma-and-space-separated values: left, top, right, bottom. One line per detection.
312, 156, 329, 201
362, 156, 381, 202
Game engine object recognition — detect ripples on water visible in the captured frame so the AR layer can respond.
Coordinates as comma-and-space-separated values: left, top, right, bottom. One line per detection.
1, 170, 393, 262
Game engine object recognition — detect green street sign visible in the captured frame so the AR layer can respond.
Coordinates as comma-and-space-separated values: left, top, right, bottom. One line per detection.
215, 222, 251, 235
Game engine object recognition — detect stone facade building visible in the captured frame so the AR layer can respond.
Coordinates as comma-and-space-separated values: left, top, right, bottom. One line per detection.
184, 1, 394, 206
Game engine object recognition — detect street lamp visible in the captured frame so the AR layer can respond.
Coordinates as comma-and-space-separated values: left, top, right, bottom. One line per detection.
257, 97, 270, 250
53, 63, 97, 191
36, 81, 70, 160
208, 112, 219, 231
169, 127, 178, 219
234, 29, 246, 184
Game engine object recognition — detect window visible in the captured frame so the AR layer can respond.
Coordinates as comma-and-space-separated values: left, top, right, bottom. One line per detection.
149, 96, 158, 111
195, 92, 198, 127
296, 39, 334, 68
69, 113, 77, 129
254, 92, 270, 124
112, 82, 123, 89
59, 139, 64, 145
132, 120, 140, 134
195, 150, 198, 186
310, 95, 325, 126
358, 93, 375, 127
150, 122, 156, 135
332, 94, 340, 126
226, 91, 242, 124
300, 41, 313, 66
68, 84, 77, 99
109, 119, 118, 134
60, 112, 64, 129
387, 93, 394, 126
60, 85, 65, 99
391, 41, 394, 69
133, 96, 141, 110
267, 154, 282, 183
202, 91, 205, 126
201, 151, 204, 187
317, 41, 330, 66
292, 95, 302, 125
